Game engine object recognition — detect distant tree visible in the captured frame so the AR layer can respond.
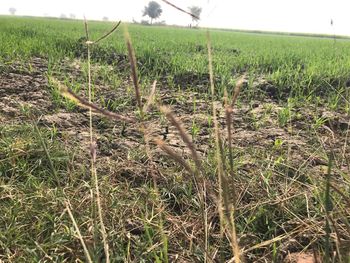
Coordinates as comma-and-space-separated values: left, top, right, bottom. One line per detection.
60, 13, 67, 19
9, 7, 17, 15
143, 1, 162, 24
103, 16, 109, 21
188, 6, 202, 27
69, 13, 76, 19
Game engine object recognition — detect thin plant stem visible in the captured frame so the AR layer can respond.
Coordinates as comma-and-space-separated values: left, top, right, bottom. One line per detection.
124, 27, 143, 117
93, 21, 121, 44
51, 77, 135, 122
65, 201, 93, 263
324, 152, 334, 263
160, 0, 199, 20
207, 30, 241, 263
157, 105, 209, 261
84, 17, 110, 263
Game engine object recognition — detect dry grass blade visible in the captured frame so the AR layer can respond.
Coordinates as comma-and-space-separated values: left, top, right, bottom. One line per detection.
327, 215, 343, 263
92, 164, 110, 263
157, 105, 207, 261
124, 28, 143, 116
83, 16, 93, 142
143, 80, 157, 113
225, 106, 234, 175
160, 0, 199, 20
225, 75, 245, 201
207, 30, 226, 261
83, 18, 110, 263
231, 75, 245, 107
154, 139, 194, 175
206, 31, 215, 97
207, 30, 241, 262
159, 106, 202, 172
225, 106, 240, 257
324, 153, 334, 263
241, 227, 302, 255
93, 21, 121, 44
65, 201, 93, 263
341, 118, 350, 167
207, 26, 223, 230
51, 78, 135, 123
84, 16, 90, 40
207, 30, 223, 205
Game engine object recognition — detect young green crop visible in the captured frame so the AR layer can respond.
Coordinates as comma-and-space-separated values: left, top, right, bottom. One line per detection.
1, 15, 350, 103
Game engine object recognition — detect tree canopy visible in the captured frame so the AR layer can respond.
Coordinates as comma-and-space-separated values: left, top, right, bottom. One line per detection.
188, 6, 202, 23
9, 7, 16, 15
143, 1, 162, 24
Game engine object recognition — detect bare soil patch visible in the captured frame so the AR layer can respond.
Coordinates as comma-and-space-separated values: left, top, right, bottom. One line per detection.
0, 57, 51, 121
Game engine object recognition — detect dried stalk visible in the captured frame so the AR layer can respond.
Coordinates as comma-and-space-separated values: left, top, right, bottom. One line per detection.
84, 18, 110, 263
65, 201, 93, 263
226, 75, 245, 203
93, 21, 121, 44
124, 28, 143, 116
160, 106, 202, 173
231, 76, 245, 107
207, 30, 241, 262
160, 0, 199, 20
143, 80, 157, 113
157, 105, 208, 261
154, 138, 194, 175
51, 78, 135, 123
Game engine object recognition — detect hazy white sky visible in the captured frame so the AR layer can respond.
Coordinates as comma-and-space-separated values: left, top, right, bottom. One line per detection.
1, 0, 349, 36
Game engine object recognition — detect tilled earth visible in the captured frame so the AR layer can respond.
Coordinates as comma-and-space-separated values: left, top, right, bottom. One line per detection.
0, 57, 51, 121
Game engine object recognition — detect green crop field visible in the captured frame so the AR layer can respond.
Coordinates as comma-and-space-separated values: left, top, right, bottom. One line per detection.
0, 15, 349, 262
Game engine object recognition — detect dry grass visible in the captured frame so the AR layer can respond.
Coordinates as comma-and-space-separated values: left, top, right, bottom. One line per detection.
157, 104, 210, 262
125, 27, 143, 117
207, 30, 241, 262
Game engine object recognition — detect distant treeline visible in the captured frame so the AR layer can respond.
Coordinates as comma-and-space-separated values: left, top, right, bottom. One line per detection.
2, 14, 349, 40
211, 27, 350, 40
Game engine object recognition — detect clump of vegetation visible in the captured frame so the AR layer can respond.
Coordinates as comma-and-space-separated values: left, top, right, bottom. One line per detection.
188, 6, 202, 27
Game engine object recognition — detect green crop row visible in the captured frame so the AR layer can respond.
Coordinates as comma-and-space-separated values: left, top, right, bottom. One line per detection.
1, 15, 350, 104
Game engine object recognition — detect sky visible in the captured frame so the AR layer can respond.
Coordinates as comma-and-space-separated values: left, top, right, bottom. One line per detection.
1, 0, 350, 36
